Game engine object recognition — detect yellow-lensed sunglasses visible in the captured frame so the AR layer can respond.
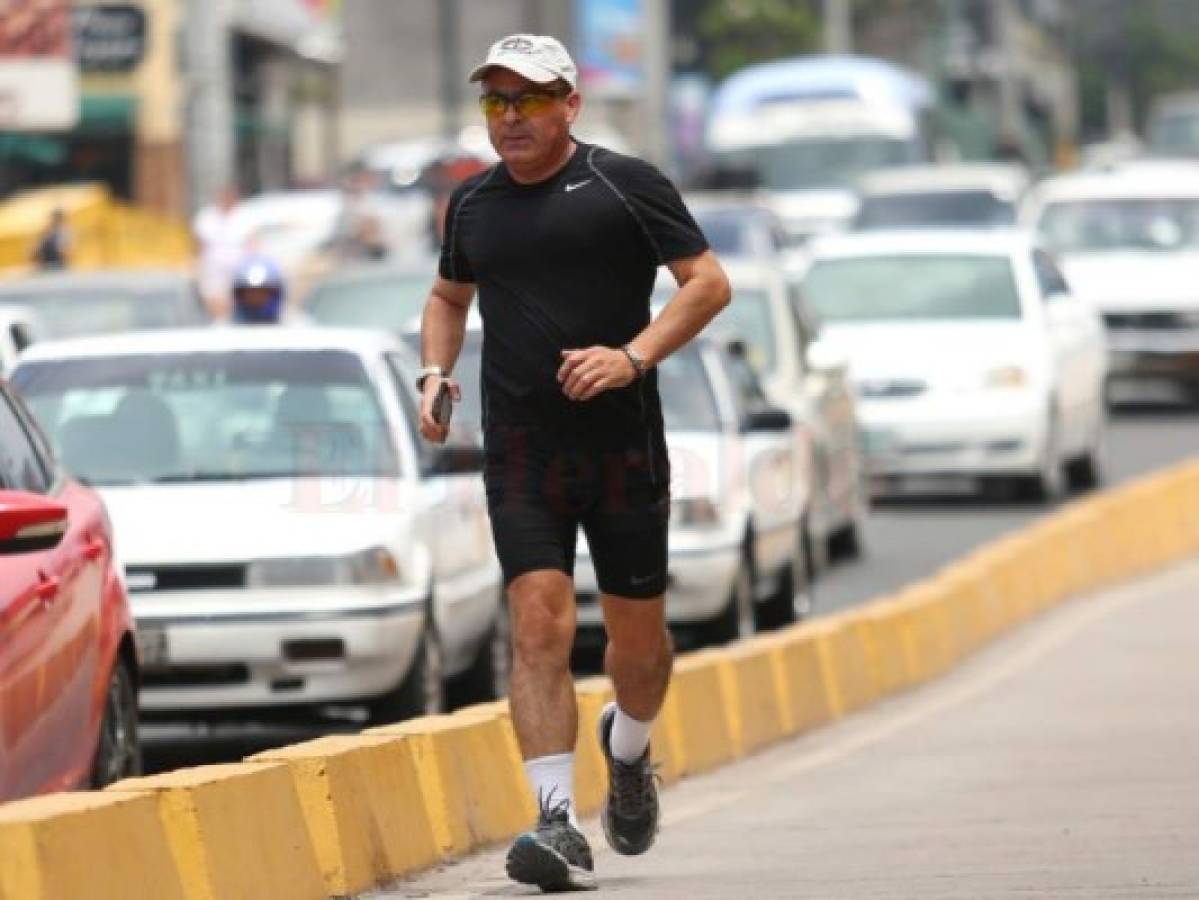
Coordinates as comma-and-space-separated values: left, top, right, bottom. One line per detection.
478, 88, 568, 118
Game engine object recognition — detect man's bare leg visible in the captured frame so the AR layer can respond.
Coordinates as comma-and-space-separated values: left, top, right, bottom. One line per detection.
508, 570, 579, 814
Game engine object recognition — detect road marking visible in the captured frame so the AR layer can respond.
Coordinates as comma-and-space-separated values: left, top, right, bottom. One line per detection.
663, 570, 1162, 828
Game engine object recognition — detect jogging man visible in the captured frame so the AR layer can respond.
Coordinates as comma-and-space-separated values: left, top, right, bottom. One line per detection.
417, 34, 730, 892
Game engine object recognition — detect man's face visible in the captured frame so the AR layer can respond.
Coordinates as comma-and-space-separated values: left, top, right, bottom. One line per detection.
481, 68, 580, 169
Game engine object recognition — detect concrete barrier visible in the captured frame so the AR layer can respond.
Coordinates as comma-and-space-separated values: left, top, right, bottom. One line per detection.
249, 735, 440, 897
105, 763, 325, 900
0, 792, 186, 900
365, 709, 531, 855
8, 459, 1199, 897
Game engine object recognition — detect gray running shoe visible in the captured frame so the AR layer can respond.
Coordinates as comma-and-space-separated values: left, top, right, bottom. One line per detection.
506, 790, 597, 892
597, 701, 660, 856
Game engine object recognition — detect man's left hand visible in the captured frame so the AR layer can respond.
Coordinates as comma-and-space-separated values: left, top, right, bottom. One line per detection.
558, 346, 638, 401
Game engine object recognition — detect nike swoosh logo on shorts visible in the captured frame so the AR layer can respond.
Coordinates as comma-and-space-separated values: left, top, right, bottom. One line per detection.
565, 179, 594, 192
629, 573, 659, 586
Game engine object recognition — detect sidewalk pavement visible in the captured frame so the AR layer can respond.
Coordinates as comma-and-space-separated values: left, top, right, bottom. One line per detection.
375, 559, 1199, 898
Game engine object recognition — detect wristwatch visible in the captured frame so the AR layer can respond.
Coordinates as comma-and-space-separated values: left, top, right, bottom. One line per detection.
622, 344, 648, 379
415, 365, 447, 391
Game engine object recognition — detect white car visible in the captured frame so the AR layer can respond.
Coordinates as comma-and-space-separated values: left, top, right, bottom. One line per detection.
657, 260, 868, 564
853, 163, 1029, 231
803, 231, 1108, 500
573, 338, 810, 645
1025, 165, 1199, 404
10, 328, 504, 722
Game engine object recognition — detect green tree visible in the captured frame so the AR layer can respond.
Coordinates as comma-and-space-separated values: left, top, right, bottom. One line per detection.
683, 0, 821, 81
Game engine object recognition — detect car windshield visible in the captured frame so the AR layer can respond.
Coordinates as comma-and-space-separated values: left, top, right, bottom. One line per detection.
13, 350, 399, 485
714, 136, 914, 190
654, 283, 778, 374
854, 191, 1015, 230
0, 284, 205, 339
657, 346, 721, 432
692, 210, 762, 257
1036, 198, 1199, 253
307, 271, 431, 331
803, 255, 1022, 322
1148, 112, 1199, 156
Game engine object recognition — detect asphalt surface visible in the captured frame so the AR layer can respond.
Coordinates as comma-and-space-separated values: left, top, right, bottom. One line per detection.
142, 409, 1199, 774
378, 556, 1199, 899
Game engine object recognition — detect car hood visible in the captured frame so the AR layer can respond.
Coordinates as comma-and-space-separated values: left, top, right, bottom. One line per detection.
818, 320, 1039, 383
99, 479, 417, 565
1059, 252, 1199, 310
767, 190, 860, 232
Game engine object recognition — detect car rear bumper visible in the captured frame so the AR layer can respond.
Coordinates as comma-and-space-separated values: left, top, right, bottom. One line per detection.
131, 586, 425, 711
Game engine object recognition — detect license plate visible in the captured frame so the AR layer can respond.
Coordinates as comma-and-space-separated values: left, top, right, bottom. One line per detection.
898, 475, 975, 495
137, 627, 169, 667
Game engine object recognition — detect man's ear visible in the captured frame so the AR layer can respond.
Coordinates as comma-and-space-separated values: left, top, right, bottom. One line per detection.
564, 91, 582, 126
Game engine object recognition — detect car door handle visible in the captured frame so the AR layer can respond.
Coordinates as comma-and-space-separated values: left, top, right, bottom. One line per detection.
83, 537, 106, 561
35, 575, 60, 603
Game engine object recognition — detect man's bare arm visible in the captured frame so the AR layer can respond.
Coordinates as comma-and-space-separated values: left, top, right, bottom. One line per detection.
557, 250, 731, 402
419, 275, 476, 442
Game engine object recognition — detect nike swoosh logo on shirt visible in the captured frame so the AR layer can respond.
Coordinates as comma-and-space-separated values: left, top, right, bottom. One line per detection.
565, 179, 594, 192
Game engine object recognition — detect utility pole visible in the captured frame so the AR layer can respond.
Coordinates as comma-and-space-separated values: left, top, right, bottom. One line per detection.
643, 0, 671, 167
992, 0, 1022, 146
438, 0, 461, 141
823, 0, 853, 54
185, 0, 234, 210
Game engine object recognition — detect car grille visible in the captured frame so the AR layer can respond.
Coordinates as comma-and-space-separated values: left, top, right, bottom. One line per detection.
142, 664, 251, 688
125, 564, 247, 592
856, 378, 928, 399
1103, 311, 1199, 331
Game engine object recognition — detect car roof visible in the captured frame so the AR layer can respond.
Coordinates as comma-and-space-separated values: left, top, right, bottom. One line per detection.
810, 229, 1034, 259
0, 269, 193, 295
857, 164, 1028, 196
1028, 165, 1199, 204
17, 326, 402, 363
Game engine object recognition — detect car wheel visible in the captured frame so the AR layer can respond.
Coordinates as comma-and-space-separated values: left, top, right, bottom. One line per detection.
1066, 418, 1106, 493
755, 538, 810, 631
448, 592, 511, 708
368, 624, 446, 726
90, 657, 142, 788
699, 553, 755, 647
1019, 414, 1065, 503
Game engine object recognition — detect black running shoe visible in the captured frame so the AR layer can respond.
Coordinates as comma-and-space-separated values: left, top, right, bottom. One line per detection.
506, 790, 597, 892
597, 701, 660, 856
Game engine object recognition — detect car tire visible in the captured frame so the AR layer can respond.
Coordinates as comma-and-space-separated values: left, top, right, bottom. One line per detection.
90, 657, 142, 789
447, 592, 511, 708
755, 538, 810, 631
1066, 417, 1106, 493
699, 552, 755, 647
1019, 413, 1065, 503
368, 623, 446, 726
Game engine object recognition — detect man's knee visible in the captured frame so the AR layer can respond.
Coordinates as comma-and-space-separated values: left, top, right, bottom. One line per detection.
509, 570, 576, 667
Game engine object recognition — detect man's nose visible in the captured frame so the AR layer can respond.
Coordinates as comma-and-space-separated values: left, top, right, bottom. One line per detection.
503, 102, 523, 125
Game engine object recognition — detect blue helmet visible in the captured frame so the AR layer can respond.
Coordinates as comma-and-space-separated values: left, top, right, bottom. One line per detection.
231, 256, 285, 324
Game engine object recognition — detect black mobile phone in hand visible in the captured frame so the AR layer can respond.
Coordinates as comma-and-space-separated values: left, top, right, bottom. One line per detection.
432, 380, 453, 428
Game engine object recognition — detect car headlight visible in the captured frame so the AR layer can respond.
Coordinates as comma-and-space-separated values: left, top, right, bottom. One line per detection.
982, 365, 1030, 390
671, 497, 722, 528
246, 546, 402, 587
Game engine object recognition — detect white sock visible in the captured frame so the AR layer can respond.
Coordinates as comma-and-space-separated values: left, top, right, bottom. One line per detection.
609, 705, 654, 763
524, 752, 578, 826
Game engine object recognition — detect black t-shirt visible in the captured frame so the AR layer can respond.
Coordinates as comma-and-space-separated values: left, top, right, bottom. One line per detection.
439, 142, 708, 447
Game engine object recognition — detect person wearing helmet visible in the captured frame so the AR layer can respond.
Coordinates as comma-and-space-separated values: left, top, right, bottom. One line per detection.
231, 256, 286, 324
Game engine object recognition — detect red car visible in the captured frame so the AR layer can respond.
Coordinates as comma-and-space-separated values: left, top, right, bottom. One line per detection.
0, 381, 140, 801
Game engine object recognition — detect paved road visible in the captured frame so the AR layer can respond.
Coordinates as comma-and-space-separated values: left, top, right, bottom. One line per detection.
142, 411, 1199, 774
380, 558, 1199, 898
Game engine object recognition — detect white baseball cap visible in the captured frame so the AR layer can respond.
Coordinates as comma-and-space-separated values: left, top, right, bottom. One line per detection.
468, 34, 578, 90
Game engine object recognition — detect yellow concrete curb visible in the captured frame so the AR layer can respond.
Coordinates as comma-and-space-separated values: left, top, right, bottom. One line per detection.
0, 791, 186, 900
7, 460, 1199, 898
249, 735, 440, 897
105, 763, 325, 900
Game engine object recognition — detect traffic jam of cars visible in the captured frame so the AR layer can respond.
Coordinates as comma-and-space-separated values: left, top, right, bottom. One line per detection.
5, 54, 1199, 809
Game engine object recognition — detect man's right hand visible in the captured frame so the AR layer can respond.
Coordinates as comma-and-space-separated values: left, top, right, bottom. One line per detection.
419, 377, 461, 444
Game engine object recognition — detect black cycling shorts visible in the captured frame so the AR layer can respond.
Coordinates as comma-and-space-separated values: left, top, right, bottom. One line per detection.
483, 424, 671, 600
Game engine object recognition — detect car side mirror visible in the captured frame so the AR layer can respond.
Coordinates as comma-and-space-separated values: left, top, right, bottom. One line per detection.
742, 404, 792, 433
0, 491, 68, 555
806, 338, 847, 374
423, 440, 485, 476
